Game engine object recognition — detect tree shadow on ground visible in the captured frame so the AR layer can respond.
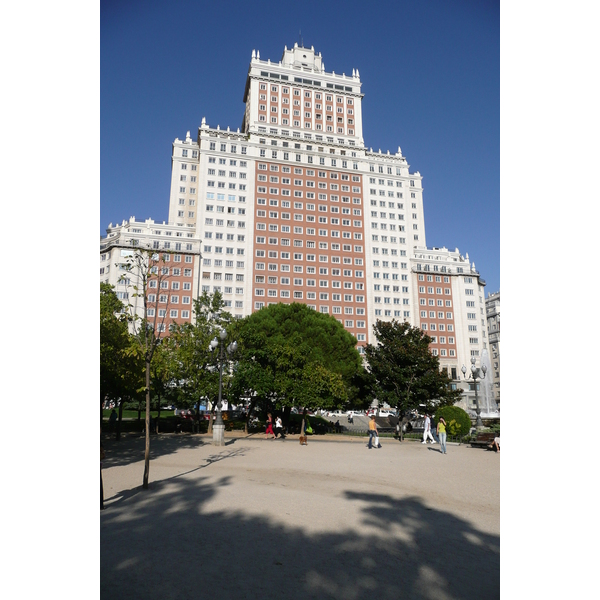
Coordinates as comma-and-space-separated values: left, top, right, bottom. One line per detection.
101, 434, 209, 468
101, 469, 499, 599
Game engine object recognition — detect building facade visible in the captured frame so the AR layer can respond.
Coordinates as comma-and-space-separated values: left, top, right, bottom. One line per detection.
102, 43, 491, 394
486, 291, 501, 409
166, 44, 427, 353
100, 217, 202, 332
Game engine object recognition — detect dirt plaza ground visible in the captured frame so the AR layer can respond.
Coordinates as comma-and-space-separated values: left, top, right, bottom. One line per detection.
101, 432, 499, 600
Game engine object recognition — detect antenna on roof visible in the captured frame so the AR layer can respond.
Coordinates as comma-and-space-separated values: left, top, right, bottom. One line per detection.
299, 30, 303, 48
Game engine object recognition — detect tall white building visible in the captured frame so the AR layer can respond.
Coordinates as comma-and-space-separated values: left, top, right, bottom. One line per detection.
103, 43, 491, 390
166, 44, 425, 352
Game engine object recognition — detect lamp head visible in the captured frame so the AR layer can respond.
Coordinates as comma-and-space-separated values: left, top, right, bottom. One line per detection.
220, 329, 227, 340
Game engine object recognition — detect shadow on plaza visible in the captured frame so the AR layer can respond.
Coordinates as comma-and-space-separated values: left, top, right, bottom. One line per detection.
100, 433, 221, 468
101, 470, 499, 600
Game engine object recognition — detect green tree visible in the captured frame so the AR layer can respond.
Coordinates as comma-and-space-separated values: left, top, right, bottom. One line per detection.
364, 319, 462, 415
232, 303, 364, 427
100, 283, 142, 437
117, 247, 176, 489
169, 291, 233, 432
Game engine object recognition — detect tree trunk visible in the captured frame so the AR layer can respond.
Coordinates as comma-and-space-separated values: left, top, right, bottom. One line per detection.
245, 399, 257, 434
143, 359, 151, 489
116, 399, 124, 441
156, 393, 161, 433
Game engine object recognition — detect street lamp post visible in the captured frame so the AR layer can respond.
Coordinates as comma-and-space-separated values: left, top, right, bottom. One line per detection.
461, 356, 488, 430
209, 329, 237, 446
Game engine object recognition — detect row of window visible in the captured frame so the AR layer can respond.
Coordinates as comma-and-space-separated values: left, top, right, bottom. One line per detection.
257, 111, 354, 134
371, 235, 407, 244
370, 189, 417, 199
256, 127, 356, 147
201, 271, 245, 280
202, 246, 245, 255
253, 275, 364, 287
419, 286, 452, 295
206, 182, 247, 190
259, 103, 354, 119
254, 288, 365, 302
374, 309, 411, 319
255, 239, 362, 253
257, 201, 360, 213
254, 263, 363, 278
180, 149, 198, 158
257, 149, 357, 164
147, 308, 191, 319
371, 224, 413, 235
421, 312, 454, 320
205, 193, 246, 202
431, 349, 455, 357
146, 267, 193, 277
203, 233, 245, 241
198, 285, 245, 295
256, 248, 363, 261
256, 215, 362, 227
204, 219, 246, 228
207, 157, 248, 167
147, 295, 191, 304
147, 281, 192, 291
207, 142, 247, 154
257, 84, 355, 104
257, 178, 360, 193
207, 170, 247, 178
206, 205, 246, 214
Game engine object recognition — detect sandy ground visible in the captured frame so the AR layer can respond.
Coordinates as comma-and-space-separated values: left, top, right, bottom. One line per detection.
101, 432, 499, 600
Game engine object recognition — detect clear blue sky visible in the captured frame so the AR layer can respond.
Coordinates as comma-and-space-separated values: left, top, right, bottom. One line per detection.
101, 0, 499, 293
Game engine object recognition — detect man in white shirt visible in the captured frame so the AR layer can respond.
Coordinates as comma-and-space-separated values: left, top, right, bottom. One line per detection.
422, 414, 435, 444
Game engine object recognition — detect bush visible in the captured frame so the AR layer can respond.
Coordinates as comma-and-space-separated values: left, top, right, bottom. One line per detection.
434, 406, 471, 438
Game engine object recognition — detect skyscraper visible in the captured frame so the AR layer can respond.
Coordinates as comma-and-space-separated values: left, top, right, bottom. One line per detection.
104, 43, 489, 378
167, 44, 431, 354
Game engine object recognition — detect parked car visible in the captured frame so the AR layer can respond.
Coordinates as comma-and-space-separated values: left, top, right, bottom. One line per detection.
375, 410, 394, 417
327, 410, 345, 417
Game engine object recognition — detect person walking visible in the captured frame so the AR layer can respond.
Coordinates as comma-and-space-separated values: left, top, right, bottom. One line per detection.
437, 417, 447, 454
275, 415, 285, 439
368, 414, 381, 449
265, 413, 276, 439
422, 414, 435, 444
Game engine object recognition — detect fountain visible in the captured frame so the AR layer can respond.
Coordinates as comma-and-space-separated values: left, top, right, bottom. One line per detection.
480, 349, 498, 416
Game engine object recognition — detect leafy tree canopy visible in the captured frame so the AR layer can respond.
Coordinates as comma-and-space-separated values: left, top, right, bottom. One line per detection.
232, 303, 364, 410
364, 319, 462, 414
100, 283, 142, 403
168, 290, 233, 408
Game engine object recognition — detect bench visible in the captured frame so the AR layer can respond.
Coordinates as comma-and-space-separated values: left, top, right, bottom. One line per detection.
470, 432, 497, 449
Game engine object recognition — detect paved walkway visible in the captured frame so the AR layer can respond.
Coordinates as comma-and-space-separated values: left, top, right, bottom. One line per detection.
101, 432, 499, 600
